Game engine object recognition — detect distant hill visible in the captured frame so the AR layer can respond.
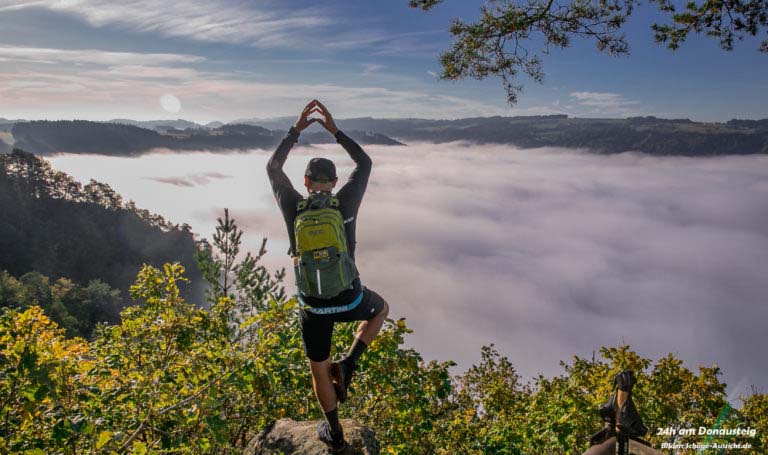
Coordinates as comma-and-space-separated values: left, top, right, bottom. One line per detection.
11, 120, 275, 155
299, 130, 403, 146
109, 118, 205, 131
9, 120, 404, 156
4, 115, 768, 156
235, 115, 768, 156
0, 149, 204, 304
331, 115, 768, 156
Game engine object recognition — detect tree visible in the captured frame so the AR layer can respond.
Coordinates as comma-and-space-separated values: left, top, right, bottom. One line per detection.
410, 0, 768, 104
195, 209, 286, 336
2, 213, 765, 454
83, 179, 122, 209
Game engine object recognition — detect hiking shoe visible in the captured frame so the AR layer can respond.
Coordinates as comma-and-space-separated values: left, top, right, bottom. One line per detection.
317, 421, 348, 453
330, 359, 356, 403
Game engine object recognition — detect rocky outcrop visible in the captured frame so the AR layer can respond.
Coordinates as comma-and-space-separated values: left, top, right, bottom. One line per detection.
245, 418, 379, 455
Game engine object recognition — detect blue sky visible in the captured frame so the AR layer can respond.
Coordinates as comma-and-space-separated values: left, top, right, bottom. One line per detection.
0, 0, 766, 122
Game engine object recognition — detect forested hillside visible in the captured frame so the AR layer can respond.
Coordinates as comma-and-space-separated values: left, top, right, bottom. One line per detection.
0, 270, 122, 340
11, 121, 276, 155
243, 115, 768, 156
8, 120, 402, 156
0, 149, 203, 305
8, 116, 768, 156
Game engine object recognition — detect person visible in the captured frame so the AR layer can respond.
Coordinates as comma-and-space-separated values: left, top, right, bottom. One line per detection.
266, 99, 390, 452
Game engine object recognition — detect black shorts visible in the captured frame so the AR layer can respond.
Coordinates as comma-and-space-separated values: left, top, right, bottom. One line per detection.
299, 287, 387, 362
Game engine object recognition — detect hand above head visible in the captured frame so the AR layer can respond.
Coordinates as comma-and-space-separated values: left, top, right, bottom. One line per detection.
294, 100, 320, 132
312, 100, 339, 136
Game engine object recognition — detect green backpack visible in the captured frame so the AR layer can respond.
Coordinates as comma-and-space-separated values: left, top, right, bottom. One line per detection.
293, 192, 359, 299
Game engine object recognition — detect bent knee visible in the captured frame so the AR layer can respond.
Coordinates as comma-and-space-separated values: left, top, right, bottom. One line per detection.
308, 359, 331, 376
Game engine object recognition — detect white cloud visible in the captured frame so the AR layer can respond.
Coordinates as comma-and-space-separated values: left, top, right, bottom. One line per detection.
278, 143, 767, 390
360, 63, 385, 75
322, 29, 445, 56
3, 0, 335, 48
144, 172, 231, 187
0, 46, 510, 121
569, 91, 640, 114
427, 70, 437, 77
0, 45, 204, 66
51, 143, 768, 393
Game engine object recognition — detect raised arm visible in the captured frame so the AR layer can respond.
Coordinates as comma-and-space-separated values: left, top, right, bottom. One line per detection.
266, 101, 319, 212
312, 100, 372, 204
266, 126, 301, 205
334, 130, 371, 202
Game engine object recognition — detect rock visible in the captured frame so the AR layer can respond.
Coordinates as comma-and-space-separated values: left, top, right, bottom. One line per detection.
245, 418, 379, 455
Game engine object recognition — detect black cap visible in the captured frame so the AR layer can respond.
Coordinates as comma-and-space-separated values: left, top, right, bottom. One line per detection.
305, 157, 337, 182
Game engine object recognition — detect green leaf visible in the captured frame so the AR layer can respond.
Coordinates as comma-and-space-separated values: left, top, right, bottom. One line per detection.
96, 431, 113, 449
131, 441, 147, 455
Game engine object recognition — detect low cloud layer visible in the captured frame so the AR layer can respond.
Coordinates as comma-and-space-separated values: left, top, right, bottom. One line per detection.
51, 143, 768, 395
250, 142, 768, 395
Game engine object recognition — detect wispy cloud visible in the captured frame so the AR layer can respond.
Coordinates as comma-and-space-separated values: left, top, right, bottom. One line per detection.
322, 29, 446, 56
569, 91, 641, 116
144, 172, 231, 187
361, 63, 385, 75
0, 45, 204, 66
3, 0, 335, 48
0, 46, 509, 121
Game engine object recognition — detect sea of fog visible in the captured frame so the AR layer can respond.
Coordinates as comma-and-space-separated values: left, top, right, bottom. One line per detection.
50, 142, 768, 398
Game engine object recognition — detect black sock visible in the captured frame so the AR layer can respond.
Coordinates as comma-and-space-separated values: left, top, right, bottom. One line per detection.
324, 407, 342, 434
344, 338, 368, 366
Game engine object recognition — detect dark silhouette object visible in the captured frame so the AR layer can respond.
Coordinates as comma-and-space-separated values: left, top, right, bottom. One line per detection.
244, 419, 379, 455
584, 370, 662, 455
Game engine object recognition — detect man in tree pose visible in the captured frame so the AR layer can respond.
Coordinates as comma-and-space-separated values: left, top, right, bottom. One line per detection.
266, 99, 390, 452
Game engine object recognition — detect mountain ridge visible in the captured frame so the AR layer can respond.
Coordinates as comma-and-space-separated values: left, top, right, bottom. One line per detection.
2, 115, 767, 155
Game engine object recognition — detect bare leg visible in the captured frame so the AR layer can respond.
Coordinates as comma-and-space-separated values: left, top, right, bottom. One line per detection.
615, 390, 628, 431
309, 359, 338, 412
353, 301, 389, 345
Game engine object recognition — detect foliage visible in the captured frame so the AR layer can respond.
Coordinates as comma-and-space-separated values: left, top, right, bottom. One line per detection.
741, 390, 768, 452
651, 0, 768, 52
0, 270, 123, 340
429, 345, 762, 455
0, 212, 765, 453
410, 0, 768, 104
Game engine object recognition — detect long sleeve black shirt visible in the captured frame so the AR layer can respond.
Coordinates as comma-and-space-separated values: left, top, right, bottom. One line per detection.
266, 126, 372, 306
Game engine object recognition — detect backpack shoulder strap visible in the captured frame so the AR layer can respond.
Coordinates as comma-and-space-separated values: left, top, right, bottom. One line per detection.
300, 192, 340, 211
296, 197, 308, 212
